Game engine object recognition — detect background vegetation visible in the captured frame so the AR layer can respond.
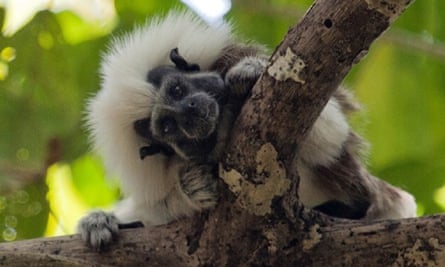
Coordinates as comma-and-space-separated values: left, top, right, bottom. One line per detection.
0, 0, 444, 242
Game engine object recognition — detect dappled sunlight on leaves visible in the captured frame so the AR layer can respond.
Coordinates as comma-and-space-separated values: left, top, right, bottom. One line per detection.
0, 185, 49, 242
0, 46, 15, 61
44, 154, 119, 236
37, 31, 54, 49
434, 185, 445, 211
0, 61, 7, 80
45, 163, 86, 235
0, 0, 116, 39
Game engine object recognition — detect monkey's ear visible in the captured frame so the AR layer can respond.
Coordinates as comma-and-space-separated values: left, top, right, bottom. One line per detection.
139, 145, 163, 159
147, 66, 177, 87
148, 48, 200, 87
170, 48, 200, 72
139, 144, 175, 159
134, 118, 152, 139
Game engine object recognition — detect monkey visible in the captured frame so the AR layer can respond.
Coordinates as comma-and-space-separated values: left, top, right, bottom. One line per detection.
78, 10, 417, 250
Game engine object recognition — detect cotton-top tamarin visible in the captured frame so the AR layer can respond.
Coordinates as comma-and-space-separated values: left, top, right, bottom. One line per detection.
78, 10, 416, 250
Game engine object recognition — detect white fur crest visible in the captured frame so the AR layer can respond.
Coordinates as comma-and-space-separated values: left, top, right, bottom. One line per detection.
87, 10, 233, 209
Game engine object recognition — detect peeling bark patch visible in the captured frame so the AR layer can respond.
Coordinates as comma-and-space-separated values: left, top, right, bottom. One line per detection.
222, 168, 243, 195
302, 224, 322, 252
365, 0, 413, 22
267, 47, 306, 83
255, 143, 283, 182
392, 238, 445, 266
221, 143, 290, 216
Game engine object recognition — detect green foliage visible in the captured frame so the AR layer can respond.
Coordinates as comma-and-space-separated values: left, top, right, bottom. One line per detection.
0, 183, 49, 241
70, 154, 119, 207
0, 0, 444, 241
0, 0, 178, 240
346, 1, 445, 214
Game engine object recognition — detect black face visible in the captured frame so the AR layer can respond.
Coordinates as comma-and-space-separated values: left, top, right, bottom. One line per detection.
134, 48, 227, 161
158, 73, 224, 129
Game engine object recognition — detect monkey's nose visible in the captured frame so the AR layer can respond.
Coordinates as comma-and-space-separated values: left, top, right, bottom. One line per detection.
181, 98, 205, 117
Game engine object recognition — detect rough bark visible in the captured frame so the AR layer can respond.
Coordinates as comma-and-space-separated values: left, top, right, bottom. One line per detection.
1, 214, 444, 266
1, 0, 436, 266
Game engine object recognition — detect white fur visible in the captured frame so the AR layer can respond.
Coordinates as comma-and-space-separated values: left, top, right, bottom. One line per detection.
387, 189, 417, 219
364, 181, 417, 220
374, 189, 417, 219
297, 161, 333, 207
299, 98, 350, 167
87, 10, 233, 224
296, 98, 349, 207
297, 98, 417, 219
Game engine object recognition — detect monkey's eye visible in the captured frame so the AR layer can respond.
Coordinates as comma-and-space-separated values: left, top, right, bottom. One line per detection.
168, 85, 185, 100
160, 118, 177, 134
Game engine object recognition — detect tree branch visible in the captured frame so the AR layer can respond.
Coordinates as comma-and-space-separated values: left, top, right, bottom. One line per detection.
383, 29, 445, 61
1, 214, 444, 266
225, 0, 403, 174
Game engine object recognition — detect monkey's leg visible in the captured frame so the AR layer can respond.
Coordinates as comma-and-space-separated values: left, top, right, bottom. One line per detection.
224, 56, 267, 96
179, 164, 219, 210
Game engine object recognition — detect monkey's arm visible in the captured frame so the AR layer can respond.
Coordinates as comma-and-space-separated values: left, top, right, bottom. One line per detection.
209, 56, 268, 162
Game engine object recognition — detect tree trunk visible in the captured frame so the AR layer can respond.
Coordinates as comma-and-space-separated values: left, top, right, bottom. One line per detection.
2, 0, 438, 266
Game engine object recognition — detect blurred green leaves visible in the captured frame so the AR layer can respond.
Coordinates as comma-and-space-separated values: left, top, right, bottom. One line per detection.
0, 0, 444, 241
347, 1, 445, 214
0, 182, 49, 241
45, 155, 118, 236
70, 154, 119, 207
0, 0, 116, 38
56, 11, 117, 45
0, 46, 14, 80
0, 0, 177, 240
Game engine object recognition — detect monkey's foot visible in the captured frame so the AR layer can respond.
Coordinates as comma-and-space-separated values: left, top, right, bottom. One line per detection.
225, 56, 267, 96
77, 210, 119, 251
180, 164, 218, 210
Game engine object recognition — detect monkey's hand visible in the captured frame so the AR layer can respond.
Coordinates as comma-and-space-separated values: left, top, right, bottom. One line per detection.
225, 56, 267, 97
77, 210, 119, 251
180, 164, 218, 210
